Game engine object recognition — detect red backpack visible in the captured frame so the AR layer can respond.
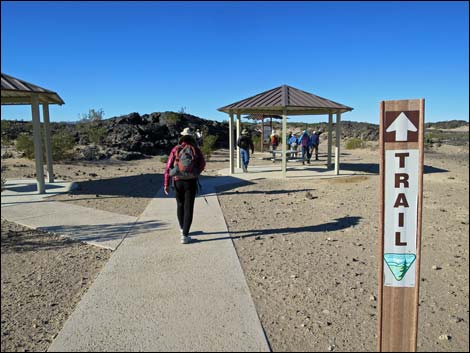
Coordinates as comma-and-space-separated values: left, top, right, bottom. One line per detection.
174, 144, 199, 179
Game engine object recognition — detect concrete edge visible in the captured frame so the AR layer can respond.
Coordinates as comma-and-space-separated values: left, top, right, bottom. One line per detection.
210, 181, 273, 352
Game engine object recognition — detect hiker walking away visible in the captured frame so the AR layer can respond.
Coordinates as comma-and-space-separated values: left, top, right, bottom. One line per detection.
270, 131, 279, 151
310, 130, 320, 161
237, 128, 255, 173
164, 127, 206, 244
298, 130, 311, 165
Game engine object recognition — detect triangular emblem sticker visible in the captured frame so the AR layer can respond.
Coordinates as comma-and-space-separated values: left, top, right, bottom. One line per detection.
384, 253, 416, 281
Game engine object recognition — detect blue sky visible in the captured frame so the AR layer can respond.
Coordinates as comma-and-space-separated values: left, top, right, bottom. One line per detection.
1, 1, 469, 123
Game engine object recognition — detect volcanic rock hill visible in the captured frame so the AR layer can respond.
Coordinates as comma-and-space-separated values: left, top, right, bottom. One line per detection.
1, 113, 467, 161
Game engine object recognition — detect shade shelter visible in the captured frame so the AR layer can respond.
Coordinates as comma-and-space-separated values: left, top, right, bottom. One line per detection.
1, 73, 65, 193
218, 85, 353, 177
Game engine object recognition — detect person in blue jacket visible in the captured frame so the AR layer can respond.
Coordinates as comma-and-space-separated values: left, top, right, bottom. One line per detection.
288, 132, 298, 157
288, 132, 297, 148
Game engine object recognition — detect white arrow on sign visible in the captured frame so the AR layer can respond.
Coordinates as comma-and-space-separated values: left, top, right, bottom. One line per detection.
386, 112, 418, 142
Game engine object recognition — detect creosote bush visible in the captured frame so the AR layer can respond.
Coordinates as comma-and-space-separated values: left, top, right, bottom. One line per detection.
200, 134, 218, 160
345, 137, 365, 150
15, 132, 76, 161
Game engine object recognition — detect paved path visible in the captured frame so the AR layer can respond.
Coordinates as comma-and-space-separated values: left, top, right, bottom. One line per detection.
46, 176, 270, 352
1, 179, 144, 250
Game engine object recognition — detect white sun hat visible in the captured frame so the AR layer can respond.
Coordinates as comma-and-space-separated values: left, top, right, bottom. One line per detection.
180, 127, 194, 136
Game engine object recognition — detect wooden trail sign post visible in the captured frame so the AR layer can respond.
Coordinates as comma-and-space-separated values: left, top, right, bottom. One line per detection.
378, 99, 425, 352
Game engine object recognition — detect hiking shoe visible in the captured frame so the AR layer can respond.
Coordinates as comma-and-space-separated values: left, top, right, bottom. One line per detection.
180, 235, 191, 244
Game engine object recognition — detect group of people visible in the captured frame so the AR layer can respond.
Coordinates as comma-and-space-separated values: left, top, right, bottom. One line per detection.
270, 129, 323, 165
290, 129, 323, 165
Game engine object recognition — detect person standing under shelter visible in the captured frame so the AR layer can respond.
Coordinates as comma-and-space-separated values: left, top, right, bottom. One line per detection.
288, 132, 298, 158
310, 130, 320, 161
270, 131, 279, 150
237, 128, 255, 173
298, 130, 311, 165
164, 127, 206, 244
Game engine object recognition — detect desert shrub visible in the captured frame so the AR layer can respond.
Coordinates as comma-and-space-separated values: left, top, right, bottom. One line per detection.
345, 137, 365, 150
425, 132, 442, 144
88, 125, 106, 145
15, 131, 75, 161
16, 134, 35, 159
200, 134, 218, 160
1, 120, 11, 132
80, 108, 105, 122
1, 164, 6, 192
160, 155, 169, 164
76, 119, 106, 146
1, 136, 12, 148
51, 132, 76, 160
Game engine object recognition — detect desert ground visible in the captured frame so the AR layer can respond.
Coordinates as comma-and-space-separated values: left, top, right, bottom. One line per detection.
1, 141, 468, 352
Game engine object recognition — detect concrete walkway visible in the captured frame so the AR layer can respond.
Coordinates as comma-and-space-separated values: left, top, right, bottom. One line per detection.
1, 179, 147, 250
218, 164, 374, 180
46, 176, 270, 352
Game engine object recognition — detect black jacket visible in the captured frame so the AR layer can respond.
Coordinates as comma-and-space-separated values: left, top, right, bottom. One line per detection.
237, 135, 254, 153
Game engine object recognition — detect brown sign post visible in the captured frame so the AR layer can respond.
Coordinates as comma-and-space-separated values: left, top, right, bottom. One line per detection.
378, 99, 425, 352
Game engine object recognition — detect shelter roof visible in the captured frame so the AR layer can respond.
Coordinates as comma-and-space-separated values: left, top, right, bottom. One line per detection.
218, 85, 352, 115
1, 73, 65, 105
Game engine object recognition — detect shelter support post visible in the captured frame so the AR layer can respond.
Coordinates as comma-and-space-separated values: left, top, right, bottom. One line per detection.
327, 113, 333, 169
31, 94, 46, 194
42, 103, 54, 183
335, 112, 341, 175
229, 112, 234, 175
282, 110, 287, 177
236, 113, 241, 169
260, 118, 264, 153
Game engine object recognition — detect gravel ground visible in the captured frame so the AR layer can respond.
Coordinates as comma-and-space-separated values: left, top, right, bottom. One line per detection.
1, 219, 111, 352
218, 144, 469, 352
1, 144, 467, 352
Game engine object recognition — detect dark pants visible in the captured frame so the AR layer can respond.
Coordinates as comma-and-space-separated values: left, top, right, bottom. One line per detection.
301, 145, 311, 162
312, 144, 319, 160
174, 179, 198, 236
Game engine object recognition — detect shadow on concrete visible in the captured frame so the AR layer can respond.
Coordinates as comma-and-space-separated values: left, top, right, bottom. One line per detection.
64, 174, 163, 199
1, 220, 165, 253
339, 163, 448, 174
39, 220, 165, 248
190, 216, 362, 243
4, 183, 64, 193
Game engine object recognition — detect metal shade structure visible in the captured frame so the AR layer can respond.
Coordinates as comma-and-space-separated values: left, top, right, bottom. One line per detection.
218, 85, 353, 176
1, 73, 65, 193
1, 73, 64, 105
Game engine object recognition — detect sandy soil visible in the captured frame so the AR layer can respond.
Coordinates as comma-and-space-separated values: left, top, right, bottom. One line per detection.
1, 219, 111, 352
217, 144, 469, 352
1, 143, 468, 351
